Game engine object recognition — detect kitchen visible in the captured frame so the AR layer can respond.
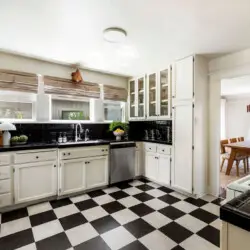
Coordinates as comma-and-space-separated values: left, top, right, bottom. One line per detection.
0, 1, 250, 250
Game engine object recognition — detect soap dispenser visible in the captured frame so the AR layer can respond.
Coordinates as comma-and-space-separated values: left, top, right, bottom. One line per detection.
63, 132, 67, 143
58, 132, 63, 143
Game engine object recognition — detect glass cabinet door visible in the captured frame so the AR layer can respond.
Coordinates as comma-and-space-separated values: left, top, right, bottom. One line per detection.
148, 73, 157, 117
138, 77, 145, 118
129, 80, 136, 118
159, 68, 170, 117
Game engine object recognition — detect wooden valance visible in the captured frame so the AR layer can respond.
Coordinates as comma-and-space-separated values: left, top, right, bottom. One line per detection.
44, 76, 100, 99
103, 85, 127, 102
0, 69, 38, 93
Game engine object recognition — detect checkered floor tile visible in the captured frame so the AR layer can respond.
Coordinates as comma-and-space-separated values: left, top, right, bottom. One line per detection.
0, 179, 222, 250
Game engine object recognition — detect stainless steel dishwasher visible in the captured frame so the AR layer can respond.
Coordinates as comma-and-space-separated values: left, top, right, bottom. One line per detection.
110, 141, 136, 184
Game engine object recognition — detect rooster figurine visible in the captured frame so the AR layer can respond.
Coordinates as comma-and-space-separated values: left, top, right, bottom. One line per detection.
71, 68, 83, 83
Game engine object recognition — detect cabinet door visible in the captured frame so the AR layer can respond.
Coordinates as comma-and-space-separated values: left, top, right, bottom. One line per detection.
172, 101, 193, 193
137, 76, 146, 118
86, 156, 108, 189
145, 152, 158, 181
158, 154, 171, 186
129, 79, 138, 119
135, 150, 142, 176
60, 159, 85, 196
14, 161, 57, 204
147, 73, 158, 119
173, 56, 194, 100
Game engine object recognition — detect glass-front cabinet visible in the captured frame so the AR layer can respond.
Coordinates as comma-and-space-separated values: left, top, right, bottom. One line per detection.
129, 79, 136, 119
147, 73, 157, 118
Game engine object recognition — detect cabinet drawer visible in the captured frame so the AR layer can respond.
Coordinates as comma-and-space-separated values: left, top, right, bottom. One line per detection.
157, 145, 171, 155
144, 143, 157, 153
14, 150, 57, 164
0, 166, 11, 180
0, 154, 11, 166
0, 179, 11, 194
0, 193, 12, 208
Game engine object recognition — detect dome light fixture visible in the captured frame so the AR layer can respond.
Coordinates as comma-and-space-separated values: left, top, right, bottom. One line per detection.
103, 27, 127, 43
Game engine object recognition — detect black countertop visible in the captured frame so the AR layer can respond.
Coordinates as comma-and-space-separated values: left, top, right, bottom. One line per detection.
138, 139, 172, 145
220, 190, 250, 232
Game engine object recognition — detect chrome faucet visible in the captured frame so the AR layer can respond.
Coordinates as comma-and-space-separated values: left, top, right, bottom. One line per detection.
85, 129, 90, 141
75, 123, 83, 142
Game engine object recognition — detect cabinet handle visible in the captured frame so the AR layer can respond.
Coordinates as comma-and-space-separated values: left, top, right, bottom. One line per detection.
149, 148, 151, 150
63, 153, 66, 156
54, 165, 56, 168
162, 149, 165, 152
36, 156, 39, 159
68, 153, 71, 155
106, 149, 108, 151
102, 149, 105, 152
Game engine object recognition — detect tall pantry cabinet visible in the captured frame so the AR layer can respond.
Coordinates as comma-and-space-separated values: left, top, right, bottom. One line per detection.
172, 55, 208, 197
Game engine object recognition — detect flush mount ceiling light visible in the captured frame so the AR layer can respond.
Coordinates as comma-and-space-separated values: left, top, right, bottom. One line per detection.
103, 27, 127, 43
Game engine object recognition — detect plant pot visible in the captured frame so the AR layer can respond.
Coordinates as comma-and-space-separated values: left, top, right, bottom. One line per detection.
11, 141, 27, 145
113, 131, 124, 141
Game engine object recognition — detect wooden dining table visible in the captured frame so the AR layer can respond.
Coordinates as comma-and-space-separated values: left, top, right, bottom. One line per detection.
224, 140, 250, 175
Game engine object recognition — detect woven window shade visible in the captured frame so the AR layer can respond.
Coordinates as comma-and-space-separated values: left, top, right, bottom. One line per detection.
44, 76, 100, 99
0, 69, 38, 93
103, 85, 127, 101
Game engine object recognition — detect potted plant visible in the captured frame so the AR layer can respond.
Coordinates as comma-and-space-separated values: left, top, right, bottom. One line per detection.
10, 135, 28, 145
109, 122, 128, 141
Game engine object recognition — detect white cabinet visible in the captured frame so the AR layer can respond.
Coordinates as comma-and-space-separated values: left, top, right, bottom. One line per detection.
14, 161, 57, 204
86, 156, 108, 189
135, 143, 143, 176
158, 155, 171, 186
145, 152, 158, 180
59, 159, 86, 196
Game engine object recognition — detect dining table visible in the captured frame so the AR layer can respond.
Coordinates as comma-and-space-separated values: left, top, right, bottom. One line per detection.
225, 140, 250, 175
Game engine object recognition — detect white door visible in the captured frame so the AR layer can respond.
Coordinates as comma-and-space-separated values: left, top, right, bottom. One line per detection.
158, 154, 171, 186
173, 56, 193, 100
145, 152, 158, 181
14, 161, 57, 204
60, 159, 85, 196
172, 101, 193, 193
86, 156, 108, 189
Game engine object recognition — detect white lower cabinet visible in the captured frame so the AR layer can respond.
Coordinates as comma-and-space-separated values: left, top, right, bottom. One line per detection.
158, 154, 171, 186
145, 152, 158, 180
85, 156, 108, 189
14, 161, 57, 204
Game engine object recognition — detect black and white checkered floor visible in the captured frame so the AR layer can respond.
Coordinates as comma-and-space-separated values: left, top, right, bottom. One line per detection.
0, 178, 221, 250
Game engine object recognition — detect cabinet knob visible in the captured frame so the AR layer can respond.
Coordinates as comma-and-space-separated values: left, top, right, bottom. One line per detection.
54, 165, 56, 168
63, 153, 66, 156
162, 149, 165, 152
36, 156, 39, 159
149, 148, 151, 150
68, 153, 71, 155
102, 149, 104, 152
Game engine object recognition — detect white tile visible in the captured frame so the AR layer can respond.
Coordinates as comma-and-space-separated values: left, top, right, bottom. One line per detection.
175, 214, 207, 233
93, 194, 115, 205
147, 182, 161, 188
32, 220, 63, 242
54, 204, 79, 219
82, 206, 108, 222
169, 191, 188, 200
70, 194, 90, 203
201, 203, 220, 216
112, 209, 139, 225
0, 217, 31, 237
123, 187, 142, 196
145, 198, 168, 210
66, 223, 98, 246
103, 186, 120, 194
146, 189, 166, 198
180, 234, 220, 250
27, 202, 52, 216
16, 243, 37, 250
201, 195, 217, 202
101, 226, 136, 250
210, 218, 221, 230
172, 201, 198, 213
140, 230, 177, 250
118, 196, 141, 208
129, 180, 144, 186
142, 211, 171, 229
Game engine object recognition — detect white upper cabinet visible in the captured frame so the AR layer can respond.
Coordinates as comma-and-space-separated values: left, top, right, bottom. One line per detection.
147, 73, 158, 119
138, 77, 146, 118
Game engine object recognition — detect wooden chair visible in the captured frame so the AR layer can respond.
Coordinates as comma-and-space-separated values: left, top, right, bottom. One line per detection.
229, 138, 237, 143
238, 137, 244, 142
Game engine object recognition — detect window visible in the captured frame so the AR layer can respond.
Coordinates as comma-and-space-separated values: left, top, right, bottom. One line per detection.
104, 101, 125, 121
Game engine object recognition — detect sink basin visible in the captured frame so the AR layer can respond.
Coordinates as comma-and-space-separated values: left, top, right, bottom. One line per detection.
59, 140, 103, 145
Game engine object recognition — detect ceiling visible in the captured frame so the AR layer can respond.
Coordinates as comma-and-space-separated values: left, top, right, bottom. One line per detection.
1, 0, 250, 76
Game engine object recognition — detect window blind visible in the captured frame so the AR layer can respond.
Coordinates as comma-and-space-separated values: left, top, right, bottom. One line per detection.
103, 85, 127, 102
44, 76, 100, 99
0, 69, 38, 93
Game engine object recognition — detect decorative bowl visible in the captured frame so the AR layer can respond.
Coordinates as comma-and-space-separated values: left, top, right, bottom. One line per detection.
113, 131, 124, 141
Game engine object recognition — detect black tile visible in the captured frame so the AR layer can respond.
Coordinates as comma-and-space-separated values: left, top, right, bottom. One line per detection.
129, 203, 154, 217
120, 240, 148, 250
159, 206, 185, 220
88, 190, 106, 198
74, 236, 111, 250
171, 246, 185, 250
30, 210, 57, 227
160, 222, 193, 244
124, 218, 155, 238
0, 228, 34, 250
115, 182, 132, 189
137, 184, 154, 192
91, 215, 120, 234
75, 199, 98, 211
158, 194, 180, 205
109, 191, 129, 200
158, 186, 174, 193
185, 197, 208, 207
133, 192, 154, 202
190, 209, 218, 224
59, 212, 87, 230
50, 198, 72, 209
102, 201, 126, 214
36, 232, 71, 250
212, 198, 223, 206
2, 208, 28, 223
197, 225, 220, 247
138, 178, 150, 183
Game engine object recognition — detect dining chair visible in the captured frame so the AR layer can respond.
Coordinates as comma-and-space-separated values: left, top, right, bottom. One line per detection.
238, 137, 244, 142
229, 138, 237, 143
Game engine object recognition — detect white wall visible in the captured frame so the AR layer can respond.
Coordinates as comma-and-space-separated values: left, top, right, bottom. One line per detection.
0, 52, 128, 88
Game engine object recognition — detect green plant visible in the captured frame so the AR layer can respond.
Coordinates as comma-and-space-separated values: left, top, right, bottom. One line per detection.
109, 121, 128, 132
10, 135, 28, 143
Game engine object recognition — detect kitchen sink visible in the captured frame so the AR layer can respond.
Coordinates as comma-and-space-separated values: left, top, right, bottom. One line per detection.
59, 140, 104, 145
